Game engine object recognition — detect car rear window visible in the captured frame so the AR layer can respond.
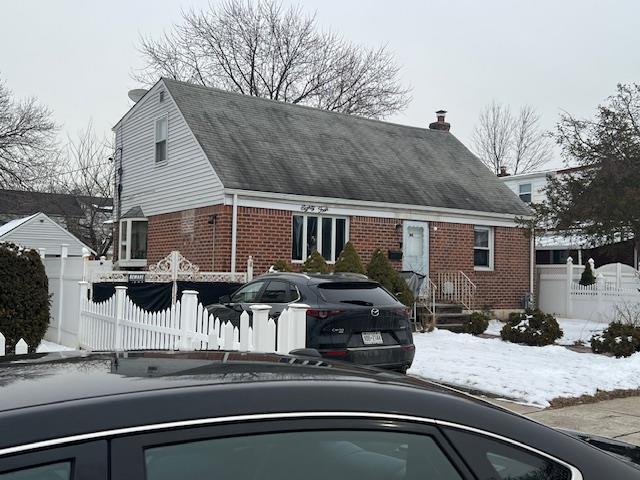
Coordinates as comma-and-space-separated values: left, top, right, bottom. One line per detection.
317, 282, 398, 306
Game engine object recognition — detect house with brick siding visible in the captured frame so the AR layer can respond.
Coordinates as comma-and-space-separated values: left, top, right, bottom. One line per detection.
112, 78, 533, 314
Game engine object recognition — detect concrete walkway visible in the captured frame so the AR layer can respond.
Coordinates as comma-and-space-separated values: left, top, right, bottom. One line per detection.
491, 397, 640, 446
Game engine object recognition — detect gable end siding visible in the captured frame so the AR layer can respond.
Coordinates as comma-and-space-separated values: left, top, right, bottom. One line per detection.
115, 81, 224, 218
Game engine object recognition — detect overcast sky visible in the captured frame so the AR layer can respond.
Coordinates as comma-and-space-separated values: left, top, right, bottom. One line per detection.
2, 0, 639, 170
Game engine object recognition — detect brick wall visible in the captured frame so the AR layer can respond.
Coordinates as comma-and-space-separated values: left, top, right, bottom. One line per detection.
429, 222, 531, 310
144, 205, 530, 310
146, 205, 226, 270
349, 216, 403, 269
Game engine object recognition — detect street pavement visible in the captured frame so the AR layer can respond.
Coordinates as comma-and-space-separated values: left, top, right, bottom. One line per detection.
491, 397, 640, 446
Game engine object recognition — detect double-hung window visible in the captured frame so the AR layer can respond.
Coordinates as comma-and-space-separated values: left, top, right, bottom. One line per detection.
474, 226, 494, 270
155, 116, 168, 163
119, 218, 148, 267
518, 183, 532, 203
292, 215, 347, 262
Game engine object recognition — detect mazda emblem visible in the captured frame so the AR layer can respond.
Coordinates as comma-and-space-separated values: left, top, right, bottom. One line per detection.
371, 308, 380, 317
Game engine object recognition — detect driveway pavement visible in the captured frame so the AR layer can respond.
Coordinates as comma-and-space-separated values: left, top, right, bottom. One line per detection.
491, 397, 640, 446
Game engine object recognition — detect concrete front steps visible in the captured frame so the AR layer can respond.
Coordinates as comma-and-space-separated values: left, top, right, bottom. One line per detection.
416, 303, 471, 332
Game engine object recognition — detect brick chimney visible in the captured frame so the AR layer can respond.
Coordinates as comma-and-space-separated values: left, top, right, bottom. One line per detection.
429, 110, 450, 131
497, 166, 510, 177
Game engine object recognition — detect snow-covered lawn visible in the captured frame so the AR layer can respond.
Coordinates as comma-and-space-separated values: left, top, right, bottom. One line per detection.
408, 329, 640, 407
36, 340, 75, 353
485, 318, 607, 346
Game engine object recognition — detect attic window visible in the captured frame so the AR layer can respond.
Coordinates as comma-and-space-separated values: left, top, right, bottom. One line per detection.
155, 116, 168, 163
159, 90, 165, 102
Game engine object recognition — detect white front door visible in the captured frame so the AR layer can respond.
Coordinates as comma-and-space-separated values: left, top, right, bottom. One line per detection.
402, 221, 429, 276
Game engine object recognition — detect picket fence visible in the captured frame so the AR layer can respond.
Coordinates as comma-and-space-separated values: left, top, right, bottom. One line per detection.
0, 334, 28, 356
77, 282, 308, 353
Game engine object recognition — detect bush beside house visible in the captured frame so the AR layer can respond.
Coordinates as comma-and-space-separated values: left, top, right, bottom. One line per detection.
463, 312, 490, 335
302, 250, 330, 273
591, 322, 640, 358
500, 309, 563, 346
333, 242, 365, 274
367, 249, 414, 307
0, 242, 50, 353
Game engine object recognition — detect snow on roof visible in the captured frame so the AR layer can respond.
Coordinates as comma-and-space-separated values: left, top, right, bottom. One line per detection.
0, 213, 39, 237
536, 231, 632, 250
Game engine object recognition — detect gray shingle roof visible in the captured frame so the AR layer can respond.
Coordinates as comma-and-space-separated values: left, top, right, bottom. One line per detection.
163, 79, 531, 217
0, 189, 112, 218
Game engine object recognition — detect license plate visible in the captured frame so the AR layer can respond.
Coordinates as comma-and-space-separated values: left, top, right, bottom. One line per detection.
362, 331, 383, 345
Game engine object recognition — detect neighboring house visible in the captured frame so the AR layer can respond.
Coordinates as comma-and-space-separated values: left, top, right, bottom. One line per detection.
501, 169, 638, 268
0, 189, 113, 257
112, 78, 533, 312
0, 212, 93, 257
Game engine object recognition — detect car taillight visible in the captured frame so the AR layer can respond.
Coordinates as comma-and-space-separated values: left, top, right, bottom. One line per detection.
323, 349, 348, 358
401, 344, 415, 351
394, 308, 411, 318
307, 309, 344, 320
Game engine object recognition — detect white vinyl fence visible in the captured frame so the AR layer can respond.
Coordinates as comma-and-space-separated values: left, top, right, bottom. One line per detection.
77, 282, 308, 353
538, 258, 640, 321
43, 245, 112, 347
0, 334, 28, 356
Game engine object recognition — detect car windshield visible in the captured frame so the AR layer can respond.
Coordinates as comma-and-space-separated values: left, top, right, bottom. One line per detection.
317, 282, 398, 306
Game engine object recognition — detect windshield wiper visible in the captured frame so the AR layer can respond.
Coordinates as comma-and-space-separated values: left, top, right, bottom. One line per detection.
339, 300, 374, 306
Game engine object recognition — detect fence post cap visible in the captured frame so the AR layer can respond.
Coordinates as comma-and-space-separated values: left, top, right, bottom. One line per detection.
566, 257, 574, 264
288, 303, 311, 310
181, 290, 199, 294
78, 280, 90, 285
250, 304, 272, 311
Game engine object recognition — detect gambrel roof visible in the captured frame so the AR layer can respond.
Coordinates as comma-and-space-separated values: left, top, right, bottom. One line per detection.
161, 78, 531, 217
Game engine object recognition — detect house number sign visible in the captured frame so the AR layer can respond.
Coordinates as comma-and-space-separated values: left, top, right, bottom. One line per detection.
300, 204, 329, 213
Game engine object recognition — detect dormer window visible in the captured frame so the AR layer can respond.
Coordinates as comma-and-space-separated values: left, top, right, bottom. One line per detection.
155, 116, 168, 163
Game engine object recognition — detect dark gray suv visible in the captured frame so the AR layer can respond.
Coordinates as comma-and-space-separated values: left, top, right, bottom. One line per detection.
206, 272, 414, 372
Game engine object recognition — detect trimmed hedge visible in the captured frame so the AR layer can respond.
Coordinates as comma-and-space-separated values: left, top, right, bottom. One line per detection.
0, 242, 50, 353
500, 309, 563, 346
302, 250, 330, 273
464, 312, 490, 335
366, 249, 414, 307
333, 242, 365, 274
271, 259, 292, 272
591, 322, 640, 358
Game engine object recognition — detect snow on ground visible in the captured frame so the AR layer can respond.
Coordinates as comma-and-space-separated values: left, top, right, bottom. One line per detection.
408, 329, 640, 407
36, 340, 75, 353
485, 318, 607, 345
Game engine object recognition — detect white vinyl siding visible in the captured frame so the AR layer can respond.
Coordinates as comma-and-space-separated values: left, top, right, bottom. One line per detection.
501, 174, 549, 205
115, 81, 224, 217
0, 213, 90, 256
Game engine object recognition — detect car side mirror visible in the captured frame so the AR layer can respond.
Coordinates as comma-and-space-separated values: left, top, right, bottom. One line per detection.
219, 295, 231, 305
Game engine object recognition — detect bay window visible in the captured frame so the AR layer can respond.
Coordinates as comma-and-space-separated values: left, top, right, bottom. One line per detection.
119, 218, 148, 267
474, 226, 494, 270
292, 215, 348, 262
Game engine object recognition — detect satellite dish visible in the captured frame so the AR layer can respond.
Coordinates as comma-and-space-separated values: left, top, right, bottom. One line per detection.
128, 89, 148, 103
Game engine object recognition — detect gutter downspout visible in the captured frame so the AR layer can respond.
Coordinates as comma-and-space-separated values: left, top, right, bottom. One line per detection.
530, 228, 535, 304
231, 193, 238, 273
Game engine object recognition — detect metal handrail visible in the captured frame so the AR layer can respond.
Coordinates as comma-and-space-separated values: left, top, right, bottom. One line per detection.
432, 271, 476, 311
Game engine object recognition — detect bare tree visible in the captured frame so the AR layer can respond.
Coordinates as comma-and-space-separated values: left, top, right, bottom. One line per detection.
135, 0, 410, 119
473, 102, 552, 175
55, 122, 114, 257
0, 76, 57, 189
472, 102, 513, 175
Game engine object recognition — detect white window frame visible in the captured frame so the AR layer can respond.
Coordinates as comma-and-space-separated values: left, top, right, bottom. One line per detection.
291, 215, 349, 264
473, 226, 494, 271
154, 114, 168, 165
119, 218, 148, 268
518, 183, 532, 203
